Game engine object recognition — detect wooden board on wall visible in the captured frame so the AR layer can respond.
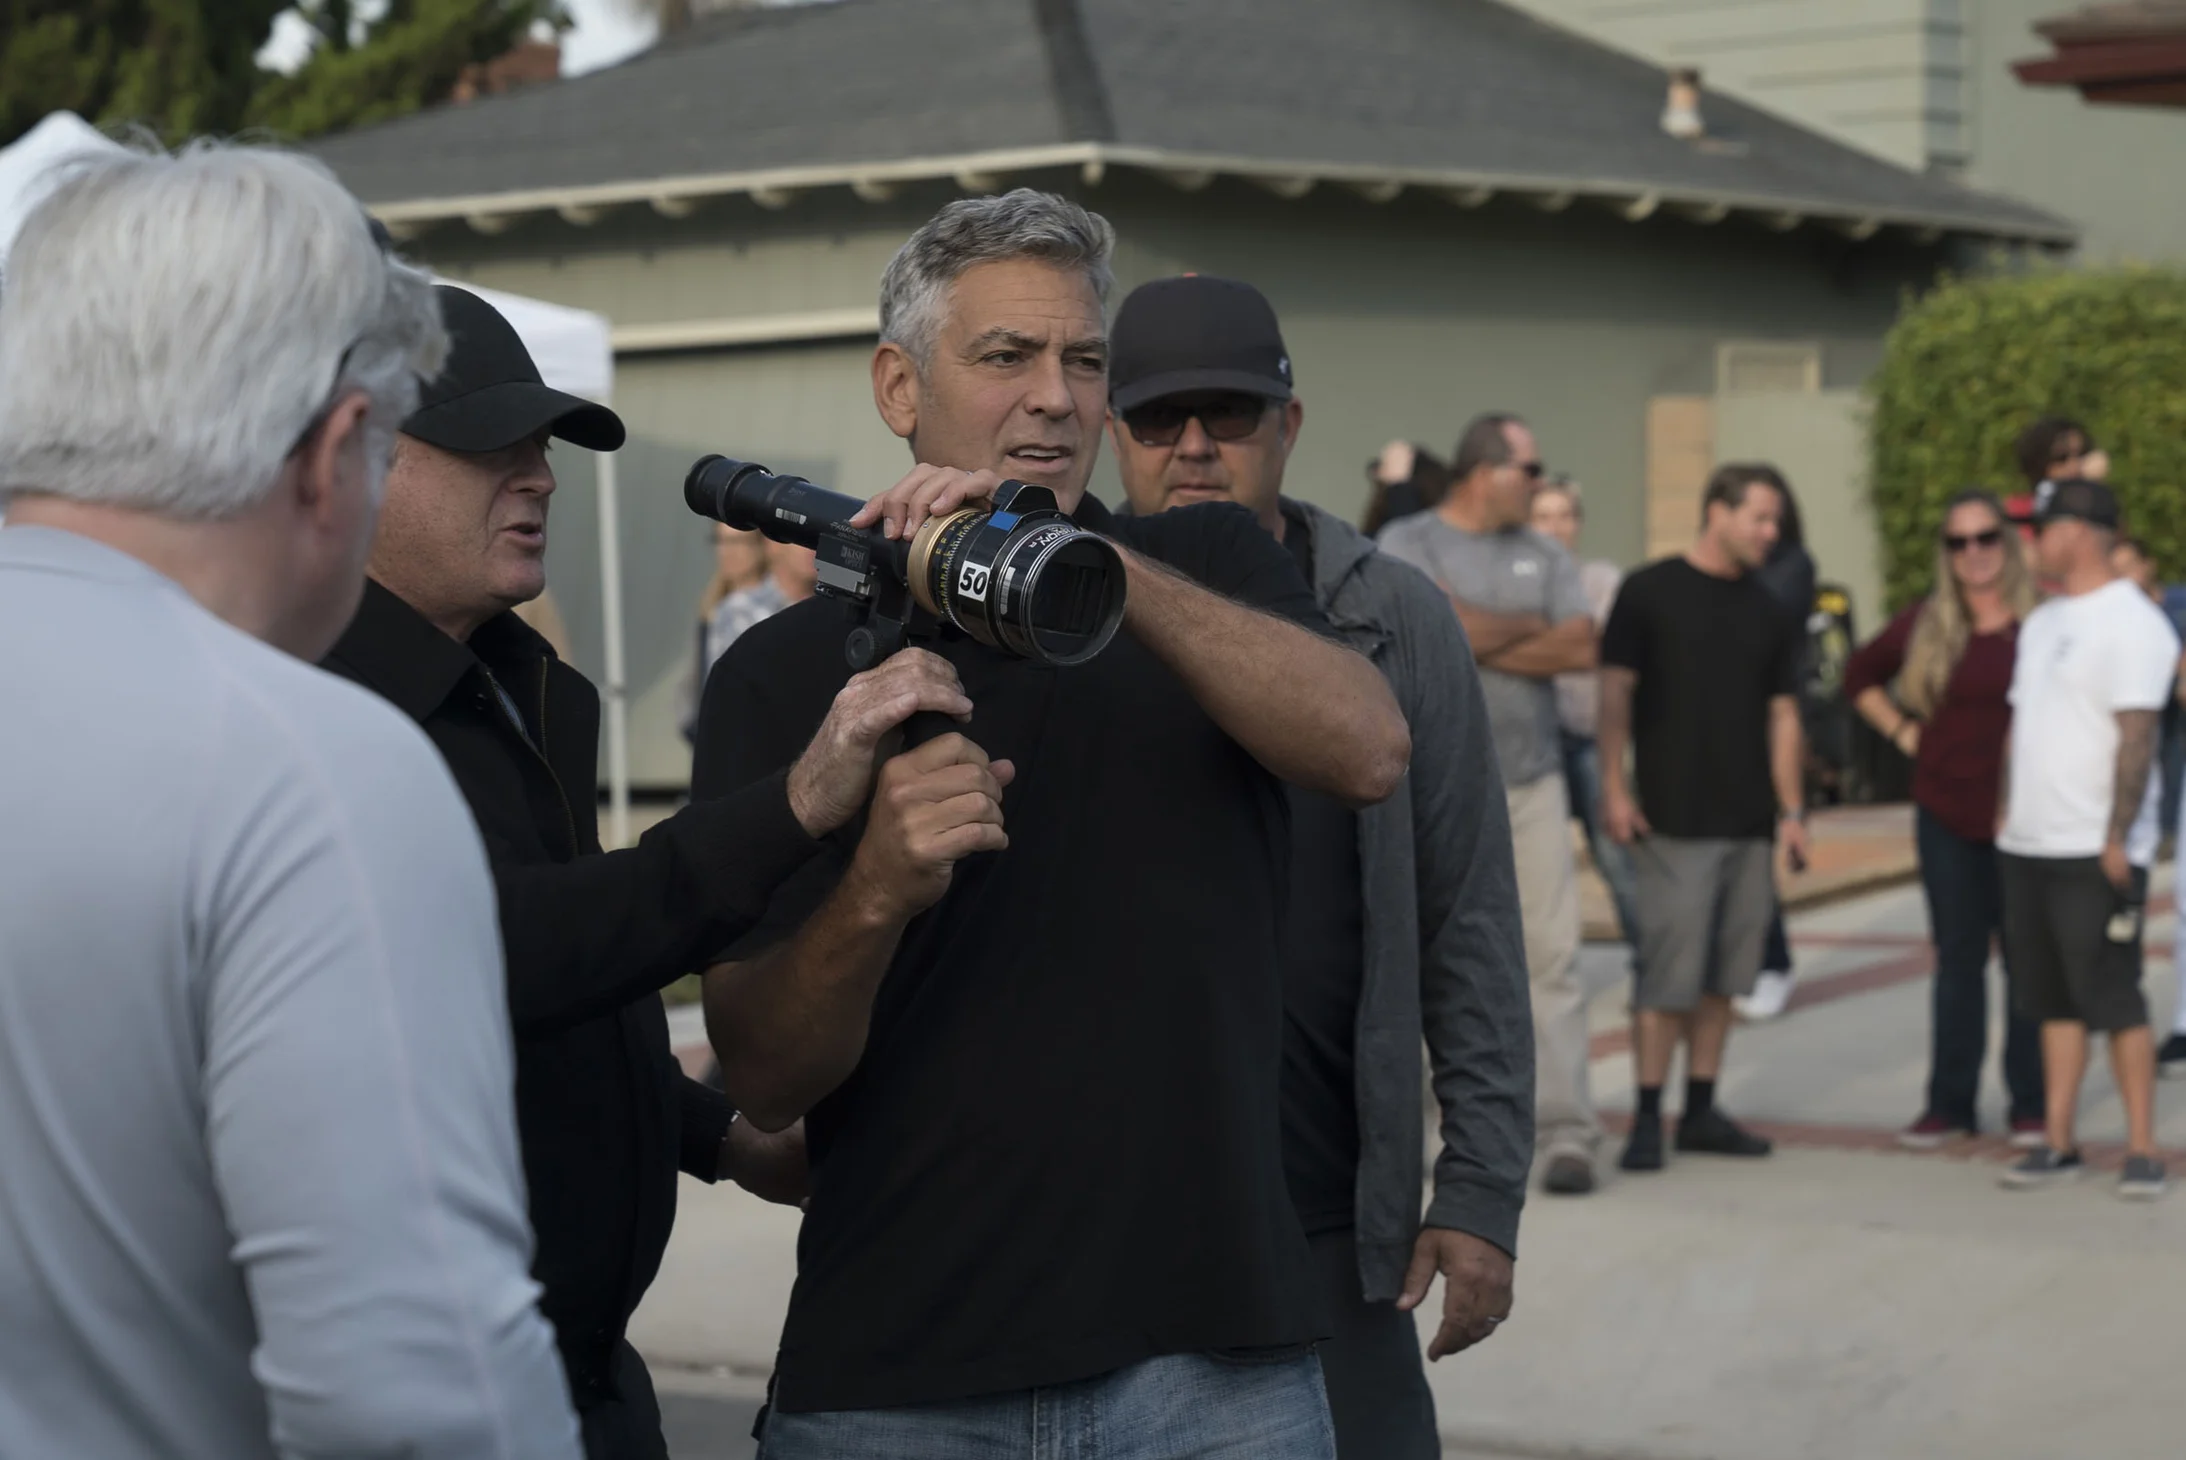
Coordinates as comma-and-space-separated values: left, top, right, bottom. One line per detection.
1646, 395, 1714, 560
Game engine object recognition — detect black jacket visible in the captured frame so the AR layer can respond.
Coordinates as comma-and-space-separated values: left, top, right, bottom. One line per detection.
323, 581, 818, 1417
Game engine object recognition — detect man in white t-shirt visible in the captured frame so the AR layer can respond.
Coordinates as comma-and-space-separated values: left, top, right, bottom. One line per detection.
1996, 478, 2177, 1200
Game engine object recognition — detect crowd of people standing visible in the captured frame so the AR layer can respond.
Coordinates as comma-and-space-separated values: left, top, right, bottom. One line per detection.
5, 132, 2183, 1460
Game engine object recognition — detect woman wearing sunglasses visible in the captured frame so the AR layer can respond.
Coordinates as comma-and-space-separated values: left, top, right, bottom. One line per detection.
1845, 490, 2046, 1149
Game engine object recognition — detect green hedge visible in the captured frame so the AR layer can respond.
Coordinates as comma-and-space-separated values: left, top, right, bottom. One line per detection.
1867, 267, 2186, 610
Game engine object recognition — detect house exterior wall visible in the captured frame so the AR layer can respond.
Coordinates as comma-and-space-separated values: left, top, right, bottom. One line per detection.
1511, 0, 2186, 263
1959, 0, 2186, 264
1509, 0, 1962, 171
410, 174, 1932, 786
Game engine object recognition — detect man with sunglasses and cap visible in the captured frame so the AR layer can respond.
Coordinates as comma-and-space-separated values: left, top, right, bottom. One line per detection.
323, 286, 1010, 1458
1106, 274, 1532, 1460
1379, 413, 1604, 1197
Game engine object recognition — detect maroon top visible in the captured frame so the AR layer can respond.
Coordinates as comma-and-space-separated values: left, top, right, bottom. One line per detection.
1844, 603, 2017, 844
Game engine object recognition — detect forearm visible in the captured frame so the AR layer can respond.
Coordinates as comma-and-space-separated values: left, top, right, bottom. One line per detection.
1596, 669, 1635, 799
1854, 686, 1909, 738
1770, 698, 1805, 815
1481, 617, 1596, 678
2107, 710, 2160, 847
1122, 547, 1409, 806
1449, 598, 1550, 659
702, 868, 907, 1130
499, 770, 818, 1031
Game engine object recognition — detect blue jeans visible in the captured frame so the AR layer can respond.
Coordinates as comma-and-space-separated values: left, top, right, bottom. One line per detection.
757, 1352, 1335, 1460
1560, 731, 1643, 960
1916, 807, 2043, 1127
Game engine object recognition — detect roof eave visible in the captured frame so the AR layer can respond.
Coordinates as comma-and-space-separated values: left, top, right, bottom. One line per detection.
359, 141, 2076, 249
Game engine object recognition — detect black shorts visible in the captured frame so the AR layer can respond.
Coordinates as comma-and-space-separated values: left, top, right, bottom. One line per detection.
1998, 853, 2151, 1034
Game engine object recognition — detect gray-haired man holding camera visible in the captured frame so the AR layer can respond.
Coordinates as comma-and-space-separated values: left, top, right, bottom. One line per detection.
694, 191, 1411, 1457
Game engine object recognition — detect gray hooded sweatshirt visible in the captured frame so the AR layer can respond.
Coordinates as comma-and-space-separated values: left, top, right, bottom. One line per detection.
1284, 498, 1534, 1299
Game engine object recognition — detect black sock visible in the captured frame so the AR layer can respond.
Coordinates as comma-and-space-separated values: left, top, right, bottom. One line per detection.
1686, 1078, 1716, 1121
1636, 1086, 1663, 1119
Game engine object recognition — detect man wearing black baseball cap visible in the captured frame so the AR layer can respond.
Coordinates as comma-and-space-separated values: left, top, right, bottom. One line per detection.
1107, 274, 1533, 1460
322, 286, 1012, 1456
1996, 474, 2177, 1200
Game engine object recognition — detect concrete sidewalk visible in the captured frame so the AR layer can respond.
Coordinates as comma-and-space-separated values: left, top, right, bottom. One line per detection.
644, 861, 2181, 1460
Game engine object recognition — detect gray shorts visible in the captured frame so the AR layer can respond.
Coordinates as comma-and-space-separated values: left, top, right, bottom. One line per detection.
1628, 836, 1776, 1012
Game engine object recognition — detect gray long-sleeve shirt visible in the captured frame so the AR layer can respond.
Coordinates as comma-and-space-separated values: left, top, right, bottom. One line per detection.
0, 527, 578, 1460
1290, 503, 1533, 1296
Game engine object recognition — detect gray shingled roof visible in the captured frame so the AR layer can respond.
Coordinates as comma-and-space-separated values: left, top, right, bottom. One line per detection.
308, 0, 2072, 244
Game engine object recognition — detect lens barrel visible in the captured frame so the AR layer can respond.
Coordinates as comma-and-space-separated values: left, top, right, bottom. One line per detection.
685, 455, 868, 546
684, 456, 1125, 667
908, 499, 1124, 666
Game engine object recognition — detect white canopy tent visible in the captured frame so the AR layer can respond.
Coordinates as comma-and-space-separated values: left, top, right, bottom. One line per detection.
0, 114, 635, 845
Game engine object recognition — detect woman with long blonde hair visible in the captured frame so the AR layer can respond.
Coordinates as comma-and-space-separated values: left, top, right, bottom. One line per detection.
1845, 489, 2044, 1150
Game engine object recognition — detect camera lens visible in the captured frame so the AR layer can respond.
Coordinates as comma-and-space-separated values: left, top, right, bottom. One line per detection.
909, 501, 1124, 667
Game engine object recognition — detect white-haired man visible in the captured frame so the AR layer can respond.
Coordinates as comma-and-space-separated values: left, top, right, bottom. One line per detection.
0, 145, 579, 1457
694, 191, 1411, 1457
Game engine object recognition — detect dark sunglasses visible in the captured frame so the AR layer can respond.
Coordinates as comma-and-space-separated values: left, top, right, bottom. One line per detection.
1121, 393, 1271, 448
1943, 528, 2004, 553
1514, 460, 1546, 481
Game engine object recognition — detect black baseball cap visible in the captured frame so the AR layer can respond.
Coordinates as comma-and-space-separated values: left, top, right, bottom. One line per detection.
1108, 275, 1294, 411
2030, 476, 2119, 530
402, 285, 625, 453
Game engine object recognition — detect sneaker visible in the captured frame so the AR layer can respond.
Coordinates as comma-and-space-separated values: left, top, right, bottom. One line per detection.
2158, 1033, 2186, 1081
1999, 1146, 2085, 1189
1897, 1114, 1975, 1151
1676, 1107, 1774, 1157
1543, 1152, 1596, 1196
2119, 1155, 2169, 1201
1618, 1116, 1665, 1172
1733, 970, 1796, 1022
2007, 1117, 2049, 1150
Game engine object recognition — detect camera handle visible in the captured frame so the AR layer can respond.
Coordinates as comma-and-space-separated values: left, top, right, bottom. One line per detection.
844, 577, 957, 756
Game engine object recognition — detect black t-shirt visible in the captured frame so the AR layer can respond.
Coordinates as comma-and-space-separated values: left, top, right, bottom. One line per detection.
691, 495, 1327, 1412
1600, 556, 1801, 840
1276, 517, 1364, 1234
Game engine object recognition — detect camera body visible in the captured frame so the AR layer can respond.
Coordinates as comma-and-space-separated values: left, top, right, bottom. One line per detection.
685, 457, 1126, 672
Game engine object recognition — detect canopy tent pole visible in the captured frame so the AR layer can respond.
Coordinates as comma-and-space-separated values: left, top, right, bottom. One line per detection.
596, 446, 631, 849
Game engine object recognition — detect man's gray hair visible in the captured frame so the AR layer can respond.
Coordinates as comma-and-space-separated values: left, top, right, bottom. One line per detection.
0, 141, 446, 520
878, 188, 1115, 369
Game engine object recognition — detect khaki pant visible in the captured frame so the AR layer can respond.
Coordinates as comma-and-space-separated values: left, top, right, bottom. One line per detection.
1508, 772, 1595, 1158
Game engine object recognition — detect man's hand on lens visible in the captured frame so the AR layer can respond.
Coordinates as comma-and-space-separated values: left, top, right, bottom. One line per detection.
788, 649, 973, 836
720, 1117, 810, 1207
1397, 1226, 1515, 1361
848, 465, 1003, 542
843, 734, 1013, 922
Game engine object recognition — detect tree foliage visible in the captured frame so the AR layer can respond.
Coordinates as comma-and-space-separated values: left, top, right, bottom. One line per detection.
1867, 267, 2186, 609
0, 1, 288, 143
0, 0, 561, 145
249, 0, 558, 137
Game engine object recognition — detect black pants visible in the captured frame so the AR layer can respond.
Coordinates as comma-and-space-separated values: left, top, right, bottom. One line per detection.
579, 1340, 670, 1460
1916, 808, 2043, 1127
1307, 1228, 1439, 1460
